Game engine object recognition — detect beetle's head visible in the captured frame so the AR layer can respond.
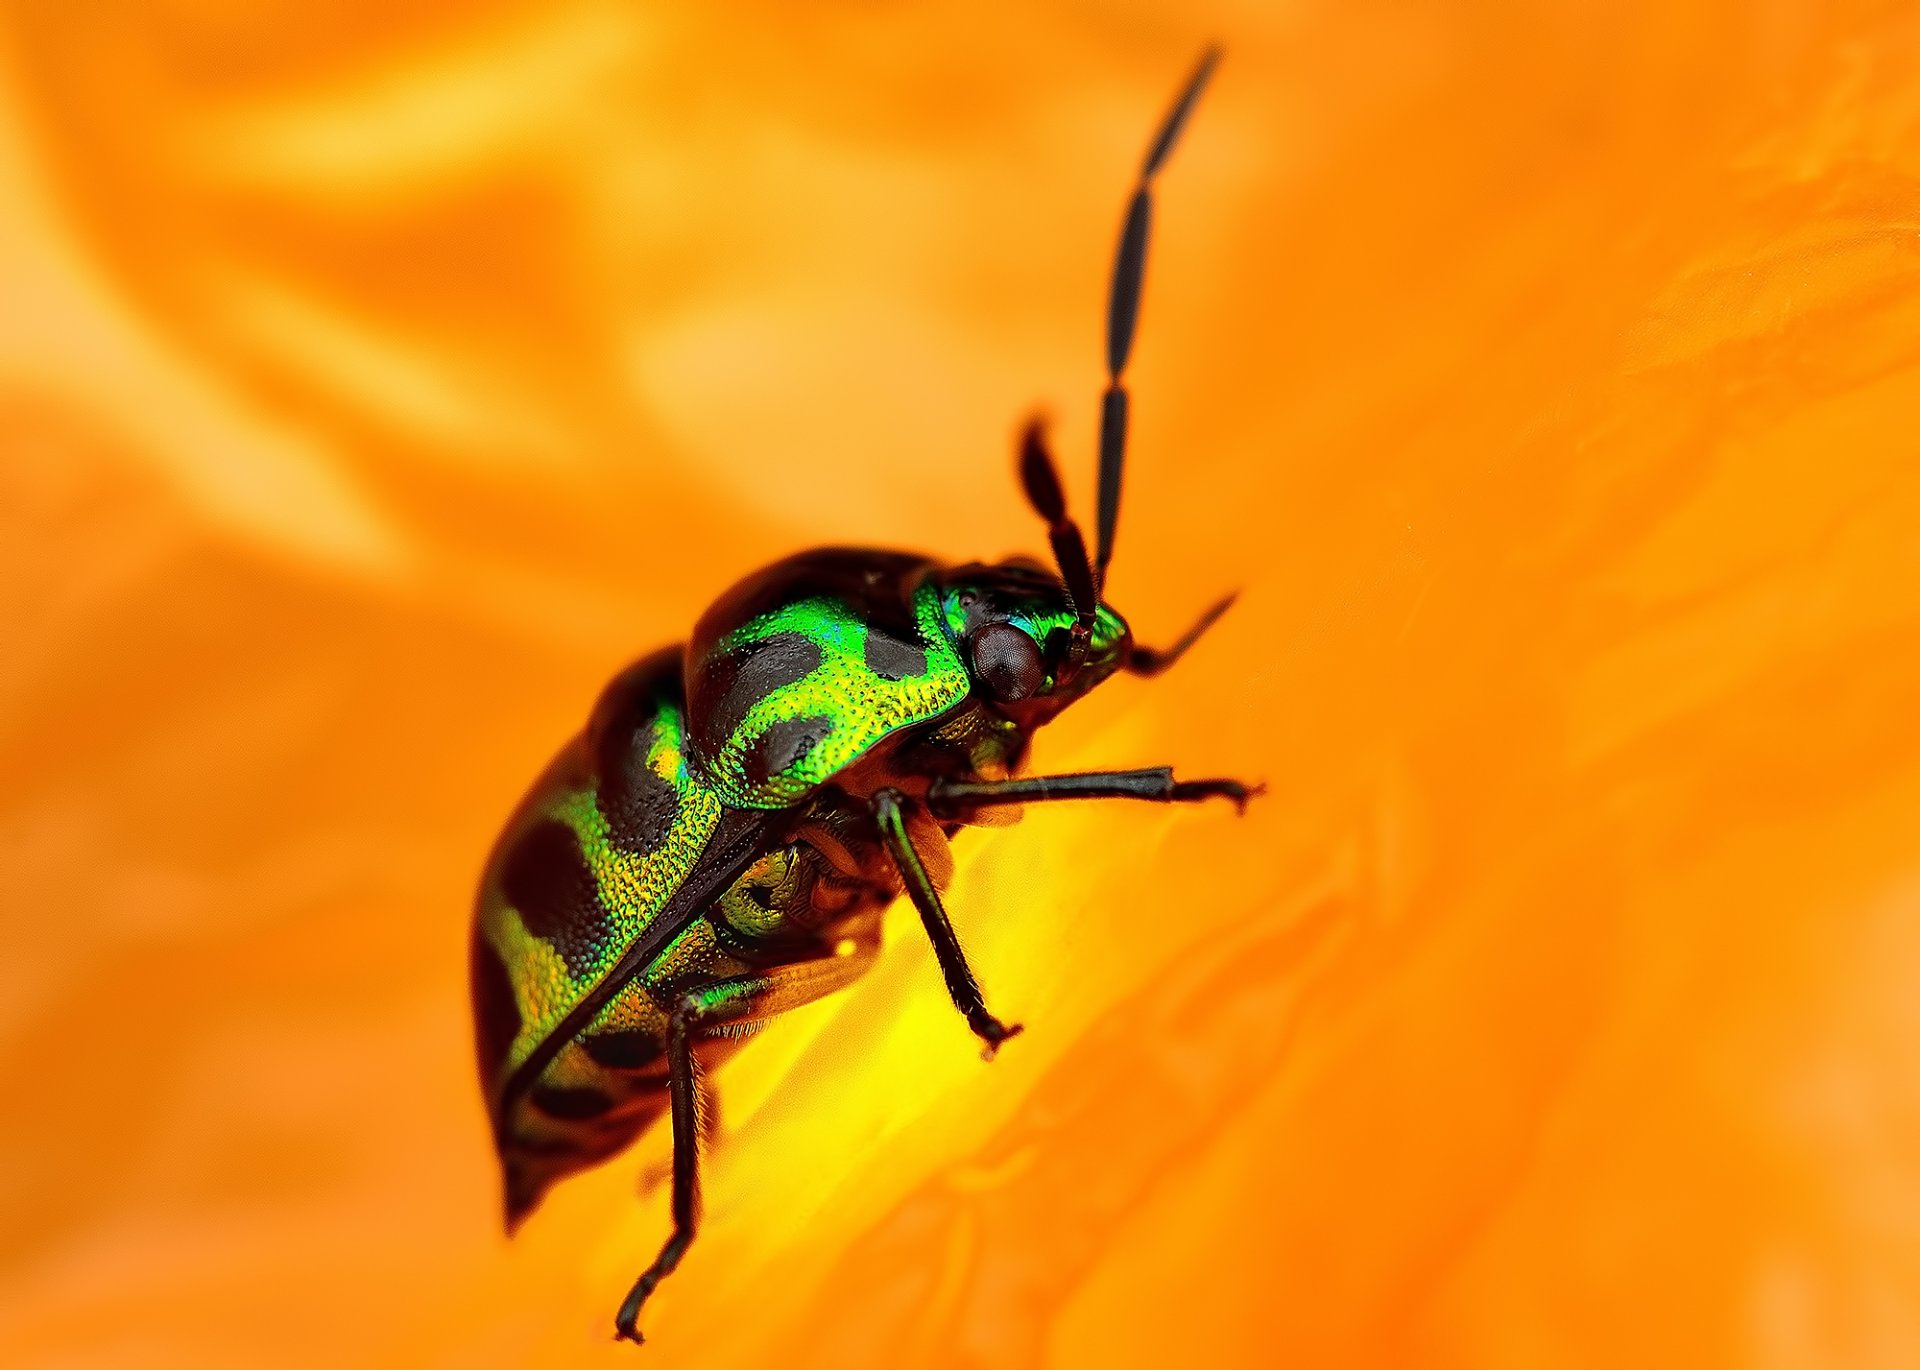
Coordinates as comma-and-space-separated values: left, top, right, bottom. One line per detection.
935, 558, 1131, 722
950, 418, 1228, 719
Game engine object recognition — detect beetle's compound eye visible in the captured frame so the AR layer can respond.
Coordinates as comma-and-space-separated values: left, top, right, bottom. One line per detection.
966, 621, 1044, 702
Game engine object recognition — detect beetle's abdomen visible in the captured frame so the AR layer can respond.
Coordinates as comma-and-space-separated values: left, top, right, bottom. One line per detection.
472, 647, 907, 1224
473, 651, 719, 1090
472, 649, 738, 1223
480, 826, 894, 1226
684, 549, 974, 808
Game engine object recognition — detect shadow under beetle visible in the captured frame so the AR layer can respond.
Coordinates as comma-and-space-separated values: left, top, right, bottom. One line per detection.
470, 49, 1254, 1344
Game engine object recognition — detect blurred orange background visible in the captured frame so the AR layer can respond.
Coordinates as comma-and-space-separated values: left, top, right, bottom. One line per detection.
6, 2, 1920, 1366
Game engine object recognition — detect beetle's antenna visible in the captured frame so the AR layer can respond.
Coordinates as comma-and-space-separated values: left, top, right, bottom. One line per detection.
1128, 591, 1236, 676
1095, 46, 1220, 587
1019, 419, 1099, 673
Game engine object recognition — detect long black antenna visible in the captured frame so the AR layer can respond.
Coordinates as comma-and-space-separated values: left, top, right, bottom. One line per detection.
1019, 419, 1099, 674
1020, 420, 1099, 621
1095, 46, 1220, 586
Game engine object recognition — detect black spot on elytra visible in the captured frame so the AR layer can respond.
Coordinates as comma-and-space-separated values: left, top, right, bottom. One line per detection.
741, 715, 834, 787
697, 632, 822, 758
499, 821, 606, 978
583, 650, 681, 854
470, 932, 522, 1089
529, 1084, 616, 1120
595, 734, 678, 856
582, 1028, 665, 1071
863, 627, 927, 681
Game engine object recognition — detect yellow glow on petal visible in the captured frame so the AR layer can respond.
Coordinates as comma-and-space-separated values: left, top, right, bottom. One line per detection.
186, 1, 650, 200
210, 271, 567, 464
0, 72, 401, 575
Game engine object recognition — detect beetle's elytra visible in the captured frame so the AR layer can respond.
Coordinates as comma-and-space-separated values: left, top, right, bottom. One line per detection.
471, 50, 1254, 1344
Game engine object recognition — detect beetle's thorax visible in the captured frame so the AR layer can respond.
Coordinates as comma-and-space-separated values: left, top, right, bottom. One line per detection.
678, 548, 1131, 811
681, 548, 965, 809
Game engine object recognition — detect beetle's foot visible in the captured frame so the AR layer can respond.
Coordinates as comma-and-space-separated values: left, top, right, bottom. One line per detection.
969, 1009, 1024, 1060
614, 1286, 652, 1346
1170, 777, 1265, 815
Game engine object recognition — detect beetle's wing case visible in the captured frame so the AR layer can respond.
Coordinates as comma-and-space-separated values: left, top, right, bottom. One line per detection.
471, 648, 770, 1225
685, 549, 974, 808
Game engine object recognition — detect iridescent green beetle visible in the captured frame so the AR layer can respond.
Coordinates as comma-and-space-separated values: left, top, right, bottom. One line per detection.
471, 50, 1253, 1344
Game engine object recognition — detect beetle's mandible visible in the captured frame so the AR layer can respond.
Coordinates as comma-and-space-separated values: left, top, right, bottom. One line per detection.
470, 49, 1255, 1345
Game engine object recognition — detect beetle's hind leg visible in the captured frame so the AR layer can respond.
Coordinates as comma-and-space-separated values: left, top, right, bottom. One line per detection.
612, 983, 756, 1344
612, 955, 880, 1344
613, 992, 708, 1344
635, 1076, 722, 1197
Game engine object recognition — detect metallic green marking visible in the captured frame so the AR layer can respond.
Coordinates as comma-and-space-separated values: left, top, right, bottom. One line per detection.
703, 581, 969, 808
486, 698, 725, 1085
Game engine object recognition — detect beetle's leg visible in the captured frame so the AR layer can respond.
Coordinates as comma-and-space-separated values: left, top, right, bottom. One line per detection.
635, 1077, 721, 1197
927, 767, 1261, 819
612, 953, 879, 1342
613, 989, 714, 1345
871, 788, 1023, 1059
1128, 592, 1236, 677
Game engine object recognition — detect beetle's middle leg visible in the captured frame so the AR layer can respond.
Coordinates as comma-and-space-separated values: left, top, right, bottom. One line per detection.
871, 788, 1023, 1059
926, 767, 1261, 818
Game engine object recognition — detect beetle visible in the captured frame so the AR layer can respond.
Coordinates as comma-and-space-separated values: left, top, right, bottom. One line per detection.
471, 49, 1254, 1344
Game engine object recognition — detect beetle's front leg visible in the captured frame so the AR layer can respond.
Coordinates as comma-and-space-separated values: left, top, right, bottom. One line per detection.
926, 766, 1261, 819
870, 788, 1023, 1059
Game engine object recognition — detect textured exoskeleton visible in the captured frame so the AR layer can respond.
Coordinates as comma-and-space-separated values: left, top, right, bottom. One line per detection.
471, 51, 1253, 1344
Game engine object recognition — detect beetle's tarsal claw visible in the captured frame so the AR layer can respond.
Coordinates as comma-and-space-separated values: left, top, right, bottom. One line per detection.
969, 1009, 1024, 1060
615, 1279, 655, 1345
1169, 777, 1262, 814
